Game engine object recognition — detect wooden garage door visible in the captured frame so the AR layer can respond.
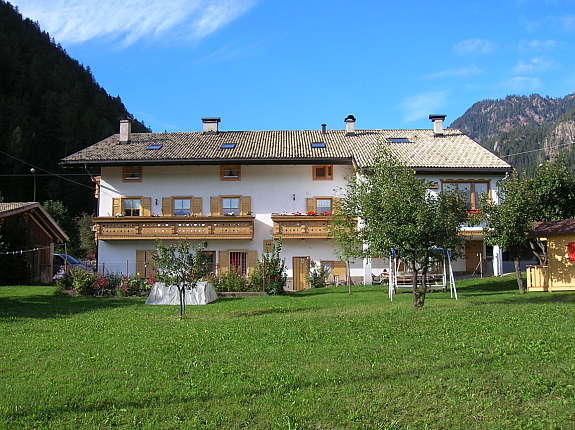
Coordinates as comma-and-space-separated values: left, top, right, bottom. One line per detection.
465, 240, 483, 273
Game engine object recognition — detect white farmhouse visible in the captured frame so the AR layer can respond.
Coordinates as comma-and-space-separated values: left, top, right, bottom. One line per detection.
62, 115, 511, 289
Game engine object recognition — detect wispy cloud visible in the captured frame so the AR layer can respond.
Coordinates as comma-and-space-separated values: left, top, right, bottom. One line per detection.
453, 38, 494, 54
513, 57, 557, 74
422, 65, 482, 80
12, 0, 256, 46
196, 41, 258, 64
504, 76, 542, 93
401, 91, 448, 123
518, 39, 557, 50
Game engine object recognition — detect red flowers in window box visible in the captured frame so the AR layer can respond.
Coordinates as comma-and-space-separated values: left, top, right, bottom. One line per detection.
467, 209, 481, 214
307, 211, 317, 216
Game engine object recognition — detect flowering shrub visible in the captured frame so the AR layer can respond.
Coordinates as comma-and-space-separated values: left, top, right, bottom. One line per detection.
249, 240, 287, 295
70, 268, 97, 296
118, 276, 153, 297
308, 262, 329, 289
213, 270, 252, 292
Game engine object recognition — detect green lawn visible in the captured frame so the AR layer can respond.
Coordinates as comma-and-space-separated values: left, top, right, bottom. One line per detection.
1, 277, 574, 430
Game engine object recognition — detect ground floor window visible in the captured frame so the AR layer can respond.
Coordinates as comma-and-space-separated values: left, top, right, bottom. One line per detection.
230, 251, 247, 275
201, 251, 216, 275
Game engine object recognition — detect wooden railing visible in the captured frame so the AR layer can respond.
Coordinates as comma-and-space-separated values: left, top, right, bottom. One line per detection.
272, 215, 333, 239
526, 265, 549, 292
94, 216, 254, 240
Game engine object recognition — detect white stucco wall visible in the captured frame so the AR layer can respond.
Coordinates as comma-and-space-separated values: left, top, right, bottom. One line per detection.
96, 164, 505, 282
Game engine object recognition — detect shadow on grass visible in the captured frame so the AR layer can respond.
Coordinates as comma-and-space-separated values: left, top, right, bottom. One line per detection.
482, 292, 575, 306
458, 277, 519, 297
0, 293, 137, 321
286, 287, 384, 298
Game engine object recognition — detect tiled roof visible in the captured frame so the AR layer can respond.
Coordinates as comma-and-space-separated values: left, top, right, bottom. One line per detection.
531, 219, 575, 236
0, 202, 37, 216
62, 128, 511, 170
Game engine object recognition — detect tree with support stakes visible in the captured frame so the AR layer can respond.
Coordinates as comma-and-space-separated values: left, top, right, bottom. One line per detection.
152, 241, 211, 319
337, 150, 467, 309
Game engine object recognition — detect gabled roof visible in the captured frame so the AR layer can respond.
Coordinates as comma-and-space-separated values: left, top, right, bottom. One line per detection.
531, 219, 575, 236
0, 202, 69, 242
61, 128, 511, 171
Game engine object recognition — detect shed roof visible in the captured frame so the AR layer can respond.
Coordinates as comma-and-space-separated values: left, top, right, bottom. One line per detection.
531, 219, 575, 236
0, 202, 69, 242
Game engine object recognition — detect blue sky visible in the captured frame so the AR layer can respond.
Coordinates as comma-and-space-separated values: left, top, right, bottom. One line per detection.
12, 0, 575, 132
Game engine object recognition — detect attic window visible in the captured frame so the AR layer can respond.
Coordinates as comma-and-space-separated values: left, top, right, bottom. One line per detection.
386, 137, 410, 143
311, 142, 326, 148
146, 144, 163, 150
122, 166, 142, 182
220, 143, 237, 149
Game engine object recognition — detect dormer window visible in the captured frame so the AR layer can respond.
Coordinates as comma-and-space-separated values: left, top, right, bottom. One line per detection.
312, 165, 333, 180
220, 165, 241, 181
122, 166, 142, 182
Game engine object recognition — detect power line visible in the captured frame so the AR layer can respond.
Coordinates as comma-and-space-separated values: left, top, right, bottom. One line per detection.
0, 149, 93, 190
499, 141, 575, 159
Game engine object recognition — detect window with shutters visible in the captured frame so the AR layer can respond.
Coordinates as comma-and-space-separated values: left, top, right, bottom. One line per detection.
222, 197, 240, 216
122, 166, 143, 182
173, 199, 191, 216
312, 165, 333, 180
230, 251, 247, 275
442, 181, 489, 210
201, 251, 217, 274
123, 199, 141, 216
220, 165, 241, 181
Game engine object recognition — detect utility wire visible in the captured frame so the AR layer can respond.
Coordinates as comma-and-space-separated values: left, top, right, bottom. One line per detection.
499, 141, 575, 159
0, 245, 52, 255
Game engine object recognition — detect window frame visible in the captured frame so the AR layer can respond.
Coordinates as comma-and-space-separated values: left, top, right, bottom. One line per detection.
315, 197, 333, 214
173, 198, 191, 216
229, 251, 248, 276
221, 196, 241, 216
122, 166, 143, 182
220, 165, 241, 181
441, 180, 490, 211
312, 165, 333, 180
122, 198, 142, 216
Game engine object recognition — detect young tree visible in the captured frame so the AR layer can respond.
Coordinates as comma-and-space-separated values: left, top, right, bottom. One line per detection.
153, 241, 211, 319
75, 212, 96, 257
339, 151, 467, 309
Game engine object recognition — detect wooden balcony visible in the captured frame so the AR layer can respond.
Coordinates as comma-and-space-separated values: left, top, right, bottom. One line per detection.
272, 215, 333, 239
94, 216, 254, 240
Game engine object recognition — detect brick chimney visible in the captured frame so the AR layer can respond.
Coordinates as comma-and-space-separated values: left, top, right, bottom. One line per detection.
119, 119, 131, 143
429, 114, 446, 135
344, 114, 356, 135
202, 117, 221, 133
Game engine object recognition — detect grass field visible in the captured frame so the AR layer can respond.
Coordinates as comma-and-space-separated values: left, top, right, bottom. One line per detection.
1, 277, 574, 430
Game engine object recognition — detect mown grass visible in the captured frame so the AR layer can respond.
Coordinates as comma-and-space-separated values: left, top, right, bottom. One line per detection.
1, 276, 574, 430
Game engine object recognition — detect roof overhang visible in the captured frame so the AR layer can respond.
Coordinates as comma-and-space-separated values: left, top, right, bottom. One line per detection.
0, 203, 69, 243
61, 157, 355, 167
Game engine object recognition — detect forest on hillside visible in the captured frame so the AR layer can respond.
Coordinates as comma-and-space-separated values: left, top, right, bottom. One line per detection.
0, 1, 149, 215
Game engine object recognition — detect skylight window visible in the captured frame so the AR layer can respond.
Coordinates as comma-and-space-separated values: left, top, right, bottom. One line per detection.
387, 137, 410, 143
311, 142, 326, 148
220, 143, 237, 149
146, 144, 163, 150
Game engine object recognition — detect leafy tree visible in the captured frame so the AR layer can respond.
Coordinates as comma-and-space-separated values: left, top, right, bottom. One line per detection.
42, 200, 79, 255
75, 212, 96, 257
481, 173, 533, 294
339, 151, 467, 309
153, 241, 211, 319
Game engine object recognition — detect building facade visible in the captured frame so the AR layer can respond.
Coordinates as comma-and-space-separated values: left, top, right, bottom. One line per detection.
63, 115, 511, 289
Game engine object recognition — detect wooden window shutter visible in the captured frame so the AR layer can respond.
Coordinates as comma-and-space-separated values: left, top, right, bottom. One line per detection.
263, 240, 273, 254
141, 197, 152, 216
162, 197, 173, 216
191, 197, 202, 216
332, 197, 341, 214
306, 198, 316, 213
218, 250, 229, 274
112, 198, 122, 216
210, 196, 221, 216
247, 250, 258, 275
136, 250, 145, 278
240, 196, 251, 215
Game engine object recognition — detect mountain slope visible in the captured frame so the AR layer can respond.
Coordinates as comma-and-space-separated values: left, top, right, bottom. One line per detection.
0, 1, 149, 213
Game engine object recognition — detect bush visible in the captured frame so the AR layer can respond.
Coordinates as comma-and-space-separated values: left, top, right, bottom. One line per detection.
54, 272, 73, 291
213, 270, 251, 292
70, 268, 97, 295
118, 276, 153, 297
308, 262, 329, 289
253, 240, 287, 295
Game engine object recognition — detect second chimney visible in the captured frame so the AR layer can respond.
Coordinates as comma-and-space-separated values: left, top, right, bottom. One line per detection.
321, 123, 327, 134
429, 114, 446, 135
344, 114, 356, 134
202, 117, 221, 133
119, 119, 131, 143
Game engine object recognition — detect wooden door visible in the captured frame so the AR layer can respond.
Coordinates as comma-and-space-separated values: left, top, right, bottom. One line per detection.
293, 256, 310, 290
465, 240, 483, 272
136, 250, 157, 279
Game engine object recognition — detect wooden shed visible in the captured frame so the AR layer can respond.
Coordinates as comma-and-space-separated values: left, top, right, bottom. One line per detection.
0, 202, 69, 284
527, 219, 575, 292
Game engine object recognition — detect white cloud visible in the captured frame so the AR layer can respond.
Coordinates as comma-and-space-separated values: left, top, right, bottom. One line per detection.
518, 39, 557, 50
504, 76, 542, 93
401, 91, 448, 123
453, 38, 493, 54
513, 57, 557, 74
422, 65, 482, 80
12, 0, 256, 46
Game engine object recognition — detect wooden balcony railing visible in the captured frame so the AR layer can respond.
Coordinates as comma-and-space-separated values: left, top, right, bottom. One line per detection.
526, 265, 549, 292
272, 215, 333, 239
94, 216, 254, 240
